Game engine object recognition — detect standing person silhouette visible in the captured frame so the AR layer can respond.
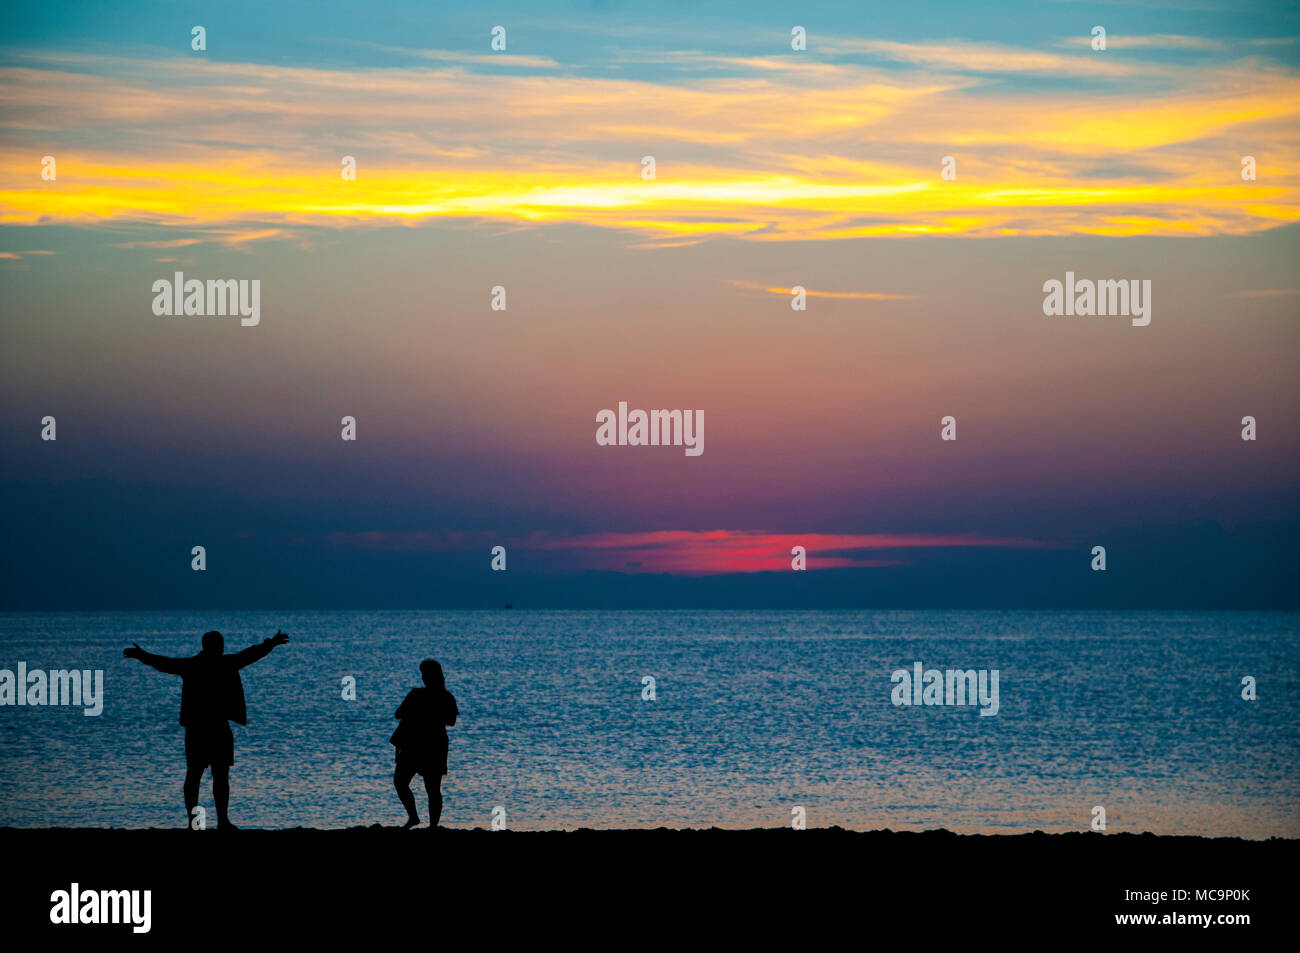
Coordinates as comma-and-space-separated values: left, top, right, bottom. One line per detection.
392, 660, 458, 829
123, 629, 290, 830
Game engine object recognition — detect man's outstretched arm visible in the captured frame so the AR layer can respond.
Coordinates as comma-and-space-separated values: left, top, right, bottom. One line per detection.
229, 630, 290, 669
123, 644, 187, 675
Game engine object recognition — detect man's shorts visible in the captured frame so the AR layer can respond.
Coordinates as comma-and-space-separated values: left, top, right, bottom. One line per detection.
185, 722, 235, 770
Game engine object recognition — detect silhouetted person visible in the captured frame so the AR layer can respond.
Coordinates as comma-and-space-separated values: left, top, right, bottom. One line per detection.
392, 659, 458, 829
124, 629, 290, 830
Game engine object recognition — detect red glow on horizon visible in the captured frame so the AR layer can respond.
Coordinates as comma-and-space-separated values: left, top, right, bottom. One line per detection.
328, 528, 1049, 575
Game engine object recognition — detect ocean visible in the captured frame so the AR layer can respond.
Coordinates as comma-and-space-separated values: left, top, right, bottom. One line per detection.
0, 610, 1296, 836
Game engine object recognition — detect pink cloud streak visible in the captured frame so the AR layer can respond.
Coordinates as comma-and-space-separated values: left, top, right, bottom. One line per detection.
327, 529, 1049, 574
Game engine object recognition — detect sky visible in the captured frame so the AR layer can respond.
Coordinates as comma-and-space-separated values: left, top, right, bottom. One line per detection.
1, 1, 1298, 608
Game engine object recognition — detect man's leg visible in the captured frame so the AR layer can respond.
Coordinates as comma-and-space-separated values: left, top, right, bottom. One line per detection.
183, 766, 203, 828
394, 757, 419, 828
425, 776, 443, 829
212, 763, 234, 830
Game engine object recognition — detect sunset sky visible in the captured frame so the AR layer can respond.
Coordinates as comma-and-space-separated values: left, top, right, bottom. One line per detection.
2, 1, 1297, 607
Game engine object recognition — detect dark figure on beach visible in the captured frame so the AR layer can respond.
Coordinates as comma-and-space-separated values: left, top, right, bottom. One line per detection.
392, 660, 458, 829
123, 630, 290, 830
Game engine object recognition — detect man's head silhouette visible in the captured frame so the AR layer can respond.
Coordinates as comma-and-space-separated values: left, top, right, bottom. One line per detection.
420, 659, 444, 689
202, 630, 224, 654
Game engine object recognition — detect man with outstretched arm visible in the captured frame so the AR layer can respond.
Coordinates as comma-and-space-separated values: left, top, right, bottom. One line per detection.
124, 629, 290, 830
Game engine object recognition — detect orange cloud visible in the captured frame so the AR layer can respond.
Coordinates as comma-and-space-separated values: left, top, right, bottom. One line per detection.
0, 249, 54, 259
729, 280, 918, 300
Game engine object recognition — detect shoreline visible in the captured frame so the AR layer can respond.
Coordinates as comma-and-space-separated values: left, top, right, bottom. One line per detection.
3, 825, 1296, 840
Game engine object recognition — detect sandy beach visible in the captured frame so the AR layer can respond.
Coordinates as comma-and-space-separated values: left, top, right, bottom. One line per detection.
3, 826, 1286, 940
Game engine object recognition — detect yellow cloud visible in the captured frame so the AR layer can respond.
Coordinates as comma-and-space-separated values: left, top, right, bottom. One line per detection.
1, 51, 1297, 241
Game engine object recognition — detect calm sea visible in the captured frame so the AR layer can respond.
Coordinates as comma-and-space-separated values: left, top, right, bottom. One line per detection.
0, 610, 1296, 836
